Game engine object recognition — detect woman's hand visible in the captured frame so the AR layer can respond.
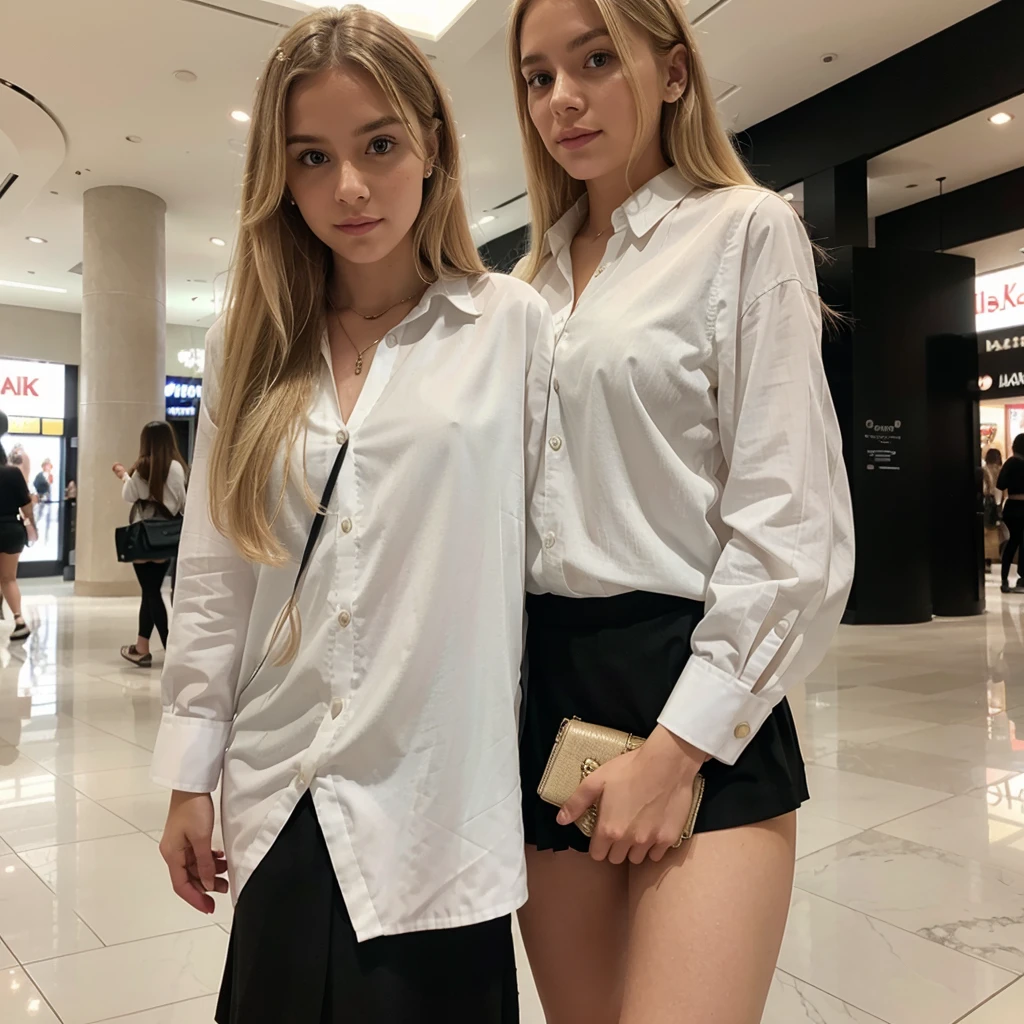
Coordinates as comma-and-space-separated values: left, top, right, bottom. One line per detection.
557, 725, 708, 865
112, 463, 127, 479
159, 791, 228, 914
25, 523, 38, 545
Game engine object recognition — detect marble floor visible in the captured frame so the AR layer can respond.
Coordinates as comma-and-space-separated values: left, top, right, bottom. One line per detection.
1, 579, 1024, 1023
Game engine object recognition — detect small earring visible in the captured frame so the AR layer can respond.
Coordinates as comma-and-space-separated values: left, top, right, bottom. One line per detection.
424, 167, 433, 179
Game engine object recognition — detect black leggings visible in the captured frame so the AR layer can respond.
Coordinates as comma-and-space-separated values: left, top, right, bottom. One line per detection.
1002, 501, 1024, 584
133, 561, 170, 646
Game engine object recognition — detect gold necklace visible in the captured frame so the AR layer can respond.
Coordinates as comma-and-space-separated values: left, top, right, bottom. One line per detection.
332, 290, 420, 321
335, 317, 381, 376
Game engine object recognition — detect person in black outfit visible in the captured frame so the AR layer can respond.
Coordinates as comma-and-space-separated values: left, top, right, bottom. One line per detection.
997, 433, 1024, 594
0, 440, 37, 640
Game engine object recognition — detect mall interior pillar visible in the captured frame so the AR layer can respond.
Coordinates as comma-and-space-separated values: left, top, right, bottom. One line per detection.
819, 247, 981, 623
76, 186, 166, 597
804, 158, 869, 248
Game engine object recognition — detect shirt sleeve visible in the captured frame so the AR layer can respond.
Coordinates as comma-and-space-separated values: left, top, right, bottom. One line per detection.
122, 472, 143, 505
150, 318, 258, 792
657, 195, 855, 765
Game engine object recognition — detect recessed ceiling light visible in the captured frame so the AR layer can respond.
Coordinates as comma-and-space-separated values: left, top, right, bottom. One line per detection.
26, 236, 46, 244
821, 53, 838, 65
125, 135, 143, 143
905, 183, 919, 189
478, 215, 496, 225
782, 192, 795, 202
230, 110, 251, 123
0, 280, 67, 293
989, 112, 1014, 126
210, 237, 227, 246
174, 69, 198, 83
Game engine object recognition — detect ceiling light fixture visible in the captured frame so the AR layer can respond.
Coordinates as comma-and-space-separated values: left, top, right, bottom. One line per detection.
26, 236, 46, 244
210, 237, 227, 247
989, 112, 1014, 126
231, 110, 251, 123
125, 135, 142, 143
782, 192, 795, 202
821, 53, 838, 65
905, 183, 919, 189
174, 69, 198, 83
0, 279, 68, 293
478, 215, 496, 225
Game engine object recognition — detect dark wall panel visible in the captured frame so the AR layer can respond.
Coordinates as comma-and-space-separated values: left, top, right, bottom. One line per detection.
739, 0, 1024, 190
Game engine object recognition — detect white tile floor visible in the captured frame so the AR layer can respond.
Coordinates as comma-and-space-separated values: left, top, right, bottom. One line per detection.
2, 578, 1024, 1023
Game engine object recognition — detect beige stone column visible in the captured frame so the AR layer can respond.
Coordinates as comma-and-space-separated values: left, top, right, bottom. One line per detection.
76, 186, 166, 597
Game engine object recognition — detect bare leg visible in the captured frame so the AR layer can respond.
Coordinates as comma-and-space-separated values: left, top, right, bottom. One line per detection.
517, 846, 630, 1024
620, 813, 797, 1024
0, 552, 23, 622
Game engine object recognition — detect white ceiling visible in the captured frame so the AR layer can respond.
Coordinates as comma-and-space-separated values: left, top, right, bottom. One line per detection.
868, 92, 1024, 218
0, 0, 1006, 329
953, 230, 1024, 276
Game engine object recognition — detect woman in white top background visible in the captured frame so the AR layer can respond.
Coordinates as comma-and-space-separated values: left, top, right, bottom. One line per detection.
114, 420, 188, 668
152, 7, 550, 1022
509, 1, 854, 1022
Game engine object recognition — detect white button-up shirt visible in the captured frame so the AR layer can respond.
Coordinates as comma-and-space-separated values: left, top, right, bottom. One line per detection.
525, 168, 854, 765
151, 274, 553, 941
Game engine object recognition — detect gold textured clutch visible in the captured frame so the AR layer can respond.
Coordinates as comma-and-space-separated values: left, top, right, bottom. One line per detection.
537, 717, 705, 847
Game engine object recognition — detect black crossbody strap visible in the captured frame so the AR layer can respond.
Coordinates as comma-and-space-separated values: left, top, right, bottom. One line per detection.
293, 440, 348, 595
237, 440, 348, 698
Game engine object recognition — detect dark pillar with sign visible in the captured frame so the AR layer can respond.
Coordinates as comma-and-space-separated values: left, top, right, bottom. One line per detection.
819, 247, 981, 623
804, 159, 869, 248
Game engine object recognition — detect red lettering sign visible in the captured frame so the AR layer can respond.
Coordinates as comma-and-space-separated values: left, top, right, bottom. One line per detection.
0, 375, 41, 397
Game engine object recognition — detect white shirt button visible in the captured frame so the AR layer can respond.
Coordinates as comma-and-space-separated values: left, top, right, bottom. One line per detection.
386, 334, 397, 347
734, 722, 751, 739
549, 436, 563, 452
338, 610, 352, 628
774, 619, 791, 638
543, 532, 556, 550
341, 518, 353, 534
594, 265, 606, 277
330, 698, 345, 719
336, 428, 348, 445
296, 769, 309, 786
552, 379, 560, 393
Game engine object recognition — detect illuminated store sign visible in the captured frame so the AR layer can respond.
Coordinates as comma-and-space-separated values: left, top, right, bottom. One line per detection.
0, 357, 65, 421
977, 265, 1024, 333
165, 377, 202, 419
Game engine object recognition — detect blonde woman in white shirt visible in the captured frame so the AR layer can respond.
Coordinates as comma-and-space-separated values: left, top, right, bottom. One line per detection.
509, 1, 854, 1022
152, 7, 550, 1022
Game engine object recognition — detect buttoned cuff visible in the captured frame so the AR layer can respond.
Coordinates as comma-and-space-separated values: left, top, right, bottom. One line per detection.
657, 657, 776, 766
150, 713, 231, 792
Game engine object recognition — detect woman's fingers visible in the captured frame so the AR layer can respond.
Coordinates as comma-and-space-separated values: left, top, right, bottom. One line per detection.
166, 844, 214, 914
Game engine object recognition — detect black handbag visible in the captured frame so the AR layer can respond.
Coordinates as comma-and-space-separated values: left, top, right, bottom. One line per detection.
115, 501, 182, 562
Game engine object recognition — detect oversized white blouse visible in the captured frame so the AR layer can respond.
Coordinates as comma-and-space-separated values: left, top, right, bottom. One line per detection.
151, 274, 553, 940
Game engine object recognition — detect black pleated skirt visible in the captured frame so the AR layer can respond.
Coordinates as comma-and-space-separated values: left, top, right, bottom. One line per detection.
217, 791, 520, 1023
520, 591, 809, 853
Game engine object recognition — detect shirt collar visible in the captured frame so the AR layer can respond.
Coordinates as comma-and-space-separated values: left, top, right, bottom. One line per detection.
411, 275, 483, 322
542, 166, 696, 258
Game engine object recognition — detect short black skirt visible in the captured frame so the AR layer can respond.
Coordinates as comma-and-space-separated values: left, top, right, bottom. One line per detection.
217, 791, 520, 1023
520, 591, 809, 853
0, 519, 27, 555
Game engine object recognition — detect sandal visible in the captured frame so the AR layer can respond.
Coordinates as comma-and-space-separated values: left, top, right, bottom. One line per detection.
120, 644, 153, 667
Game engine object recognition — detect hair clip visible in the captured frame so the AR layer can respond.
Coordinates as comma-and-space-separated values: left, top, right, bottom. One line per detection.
275, 47, 288, 63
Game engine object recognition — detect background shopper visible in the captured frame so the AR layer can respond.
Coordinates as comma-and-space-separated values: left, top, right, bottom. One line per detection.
997, 434, 1024, 594
115, 420, 187, 666
983, 447, 1004, 572
0, 440, 37, 641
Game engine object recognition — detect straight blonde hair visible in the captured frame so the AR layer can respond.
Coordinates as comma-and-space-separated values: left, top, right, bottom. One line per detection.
209, 5, 484, 662
507, 0, 758, 282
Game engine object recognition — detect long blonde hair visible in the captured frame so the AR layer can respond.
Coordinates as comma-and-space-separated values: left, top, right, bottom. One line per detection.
210, 5, 483, 568
508, 0, 758, 282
